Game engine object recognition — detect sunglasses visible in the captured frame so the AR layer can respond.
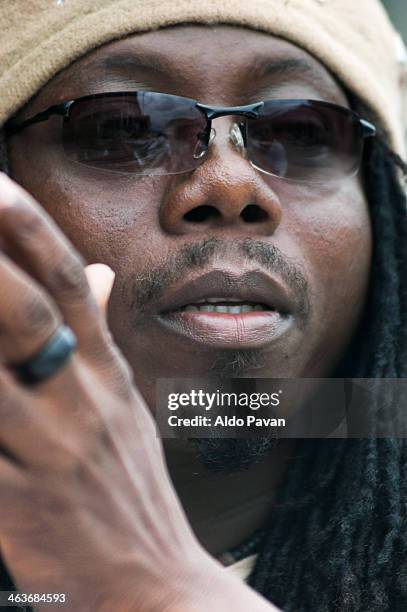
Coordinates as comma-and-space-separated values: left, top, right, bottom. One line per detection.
6, 91, 376, 184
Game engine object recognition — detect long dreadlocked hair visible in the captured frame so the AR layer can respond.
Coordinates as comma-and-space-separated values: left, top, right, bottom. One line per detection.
0, 96, 406, 612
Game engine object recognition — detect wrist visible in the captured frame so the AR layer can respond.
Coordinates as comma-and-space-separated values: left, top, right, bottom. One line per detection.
89, 549, 275, 612
87, 545, 212, 612
160, 554, 280, 612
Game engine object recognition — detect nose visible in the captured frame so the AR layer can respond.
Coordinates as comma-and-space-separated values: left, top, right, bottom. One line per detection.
159, 120, 283, 237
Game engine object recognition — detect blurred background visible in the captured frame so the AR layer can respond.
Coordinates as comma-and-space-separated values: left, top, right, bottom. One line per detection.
382, 1, 407, 146
383, 0, 407, 42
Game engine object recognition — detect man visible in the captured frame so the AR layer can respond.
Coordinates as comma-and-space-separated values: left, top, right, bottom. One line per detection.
0, 0, 405, 610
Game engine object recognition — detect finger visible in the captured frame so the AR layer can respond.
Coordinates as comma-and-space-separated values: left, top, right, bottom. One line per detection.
0, 366, 43, 465
0, 249, 63, 365
0, 453, 23, 489
0, 357, 89, 468
0, 173, 106, 352
85, 264, 115, 317
0, 434, 38, 531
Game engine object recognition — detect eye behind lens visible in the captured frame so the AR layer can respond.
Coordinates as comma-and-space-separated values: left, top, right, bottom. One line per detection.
246, 100, 363, 183
62, 92, 209, 176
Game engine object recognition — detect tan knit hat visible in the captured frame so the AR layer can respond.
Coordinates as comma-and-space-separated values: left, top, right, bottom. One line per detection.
0, 0, 406, 156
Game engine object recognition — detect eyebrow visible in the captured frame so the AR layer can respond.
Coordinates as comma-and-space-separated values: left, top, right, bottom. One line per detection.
88, 51, 173, 77
245, 55, 341, 101
251, 56, 331, 87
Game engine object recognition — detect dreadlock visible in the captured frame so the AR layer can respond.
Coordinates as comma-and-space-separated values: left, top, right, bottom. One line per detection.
0, 100, 406, 612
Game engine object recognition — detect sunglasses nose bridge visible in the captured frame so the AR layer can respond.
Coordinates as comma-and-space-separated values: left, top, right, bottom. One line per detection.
199, 119, 247, 163
203, 119, 247, 161
229, 122, 246, 155
193, 127, 216, 160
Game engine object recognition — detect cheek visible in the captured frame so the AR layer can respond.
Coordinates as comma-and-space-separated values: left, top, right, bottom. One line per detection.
299, 187, 371, 310
277, 178, 372, 370
9, 145, 173, 272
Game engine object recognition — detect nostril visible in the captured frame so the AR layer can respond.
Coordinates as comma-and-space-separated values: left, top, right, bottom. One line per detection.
240, 204, 268, 223
184, 205, 221, 223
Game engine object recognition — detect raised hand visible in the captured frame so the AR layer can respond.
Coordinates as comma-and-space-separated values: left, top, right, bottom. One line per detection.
0, 172, 280, 612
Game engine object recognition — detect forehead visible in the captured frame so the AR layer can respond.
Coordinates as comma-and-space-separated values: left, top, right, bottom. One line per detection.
26, 24, 349, 112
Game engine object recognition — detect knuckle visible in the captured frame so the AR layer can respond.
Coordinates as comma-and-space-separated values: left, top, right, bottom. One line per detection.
9, 205, 43, 240
43, 424, 111, 477
96, 340, 135, 397
81, 411, 115, 454
0, 475, 26, 516
0, 295, 57, 346
49, 255, 90, 302
22, 292, 58, 331
0, 393, 25, 423
0, 296, 59, 363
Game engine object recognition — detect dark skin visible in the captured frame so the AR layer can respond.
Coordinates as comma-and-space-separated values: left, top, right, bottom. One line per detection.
0, 24, 371, 610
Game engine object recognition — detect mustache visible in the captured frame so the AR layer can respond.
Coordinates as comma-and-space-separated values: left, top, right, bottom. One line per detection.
130, 237, 309, 316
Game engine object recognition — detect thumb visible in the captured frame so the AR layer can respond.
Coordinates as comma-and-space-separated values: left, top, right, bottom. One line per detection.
85, 263, 115, 316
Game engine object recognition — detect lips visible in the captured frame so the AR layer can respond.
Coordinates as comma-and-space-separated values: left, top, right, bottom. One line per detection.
154, 268, 298, 349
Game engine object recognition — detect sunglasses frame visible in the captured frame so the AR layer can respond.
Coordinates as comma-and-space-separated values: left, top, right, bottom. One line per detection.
6, 91, 377, 181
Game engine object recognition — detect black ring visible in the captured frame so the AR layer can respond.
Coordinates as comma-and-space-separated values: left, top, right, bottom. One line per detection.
12, 325, 77, 386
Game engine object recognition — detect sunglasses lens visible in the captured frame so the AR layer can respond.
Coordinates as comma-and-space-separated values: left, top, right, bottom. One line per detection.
246, 101, 364, 183
63, 92, 208, 175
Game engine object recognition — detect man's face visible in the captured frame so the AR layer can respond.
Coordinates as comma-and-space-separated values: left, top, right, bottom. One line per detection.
8, 26, 372, 408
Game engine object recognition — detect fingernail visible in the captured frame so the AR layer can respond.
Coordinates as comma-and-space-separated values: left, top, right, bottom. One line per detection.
0, 173, 20, 208
85, 263, 115, 312
88, 264, 115, 288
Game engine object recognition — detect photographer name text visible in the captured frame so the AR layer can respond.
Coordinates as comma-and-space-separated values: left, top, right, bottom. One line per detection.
167, 414, 286, 428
